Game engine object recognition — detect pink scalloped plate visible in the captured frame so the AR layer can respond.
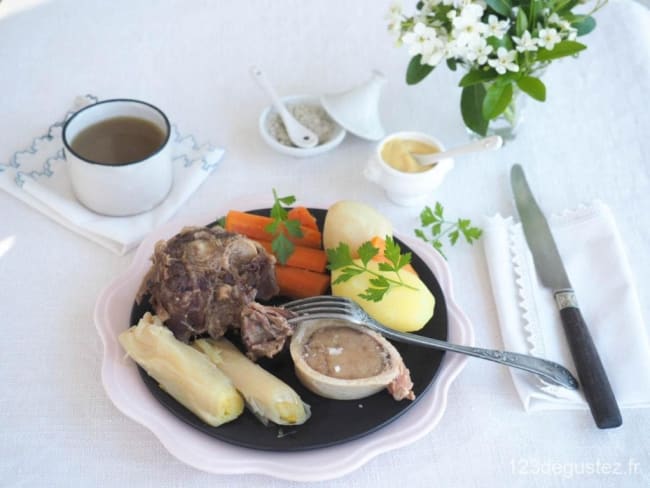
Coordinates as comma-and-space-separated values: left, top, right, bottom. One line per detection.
94, 196, 474, 482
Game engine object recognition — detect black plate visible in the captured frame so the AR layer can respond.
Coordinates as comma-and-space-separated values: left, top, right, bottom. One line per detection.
129, 208, 448, 451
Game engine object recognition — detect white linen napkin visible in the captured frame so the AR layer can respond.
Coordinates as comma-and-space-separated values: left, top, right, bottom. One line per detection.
0, 95, 225, 255
483, 201, 650, 411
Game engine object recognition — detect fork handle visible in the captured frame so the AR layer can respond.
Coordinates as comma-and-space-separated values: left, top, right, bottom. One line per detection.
377, 327, 578, 390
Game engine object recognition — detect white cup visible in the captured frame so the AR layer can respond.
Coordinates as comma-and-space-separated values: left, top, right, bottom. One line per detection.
63, 99, 173, 216
364, 131, 454, 206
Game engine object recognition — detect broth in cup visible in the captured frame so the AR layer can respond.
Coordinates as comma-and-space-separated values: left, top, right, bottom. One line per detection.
63, 99, 172, 217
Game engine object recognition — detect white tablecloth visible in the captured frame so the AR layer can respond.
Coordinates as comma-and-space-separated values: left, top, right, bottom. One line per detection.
1, 0, 649, 486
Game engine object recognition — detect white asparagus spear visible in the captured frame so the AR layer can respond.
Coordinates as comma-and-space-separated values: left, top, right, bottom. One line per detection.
194, 338, 311, 426
119, 313, 244, 427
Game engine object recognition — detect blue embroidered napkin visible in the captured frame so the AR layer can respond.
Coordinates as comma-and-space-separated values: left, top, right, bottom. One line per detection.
0, 95, 224, 255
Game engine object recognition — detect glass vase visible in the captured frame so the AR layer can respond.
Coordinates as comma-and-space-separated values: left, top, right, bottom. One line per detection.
466, 87, 528, 142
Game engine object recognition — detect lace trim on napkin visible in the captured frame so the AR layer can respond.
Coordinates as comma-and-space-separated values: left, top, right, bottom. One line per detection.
507, 203, 601, 400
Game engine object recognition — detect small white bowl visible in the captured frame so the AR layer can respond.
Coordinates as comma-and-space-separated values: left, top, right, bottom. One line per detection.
258, 95, 346, 158
364, 131, 454, 207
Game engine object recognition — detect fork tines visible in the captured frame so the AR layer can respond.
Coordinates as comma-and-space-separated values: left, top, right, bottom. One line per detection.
282, 295, 356, 324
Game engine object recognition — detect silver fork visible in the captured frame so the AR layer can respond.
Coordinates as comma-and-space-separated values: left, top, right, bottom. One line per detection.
283, 295, 579, 390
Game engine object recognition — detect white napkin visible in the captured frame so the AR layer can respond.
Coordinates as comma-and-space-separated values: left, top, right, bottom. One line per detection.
0, 95, 225, 255
483, 201, 650, 411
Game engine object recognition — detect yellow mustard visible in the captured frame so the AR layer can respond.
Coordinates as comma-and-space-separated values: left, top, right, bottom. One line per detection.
380, 138, 439, 173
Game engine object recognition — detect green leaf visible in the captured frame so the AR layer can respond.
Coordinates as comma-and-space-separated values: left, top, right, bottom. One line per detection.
272, 233, 294, 265
482, 82, 513, 120
461, 84, 488, 136
283, 219, 304, 237
486, 0, 512, 17
463, 226, 483, 243
449, 230, 460, 245
414, 228, 428, 241
515, 8, 528, 36
432, 222, 442, 236
446, 58, 458, 71
278, 195, 296, 205
420, 205, 436, 226
556, 0, 578, 14
359, 287, 388, 303
360, 275, 390, 302
406, 55, 434, 85
537, 41, 587, 61
383, 236, 403, 268
332, 267, 364, 285
265, 220, 280, 235
357, 241, 379, 266
433, 240, 447, 260
434, 201, 444, 218
459, 69, 499, 88
326, 243, 354, 270
572, 15, 596, 36
517, 76, 546, 101
398, 251, 412, 270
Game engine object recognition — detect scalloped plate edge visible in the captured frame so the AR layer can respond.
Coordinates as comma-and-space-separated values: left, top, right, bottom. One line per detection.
94, 199, 474, 482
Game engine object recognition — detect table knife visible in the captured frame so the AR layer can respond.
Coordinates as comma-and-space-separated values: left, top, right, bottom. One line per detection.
510, 164, 622, 429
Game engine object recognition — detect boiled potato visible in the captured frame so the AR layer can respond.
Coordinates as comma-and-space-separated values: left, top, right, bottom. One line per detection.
323, 201, 392, 256
331, 260, 435, 332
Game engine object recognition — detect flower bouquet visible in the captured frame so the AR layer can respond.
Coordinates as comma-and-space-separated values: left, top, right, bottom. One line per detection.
388, 0, 606, 137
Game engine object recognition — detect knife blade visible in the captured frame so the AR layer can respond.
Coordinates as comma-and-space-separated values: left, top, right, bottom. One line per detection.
510, 164, 622, 429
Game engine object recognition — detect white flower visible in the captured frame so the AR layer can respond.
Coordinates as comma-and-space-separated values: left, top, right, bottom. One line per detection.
512, 30, 538, 52
537, 27, 562, 50
465, 36, 494, 65
422, 37, 447, 66
386, 2, 402, 19
459, 3, 484, 21
444, 38, 464, 59
452, 4, 487, 45
386, 2, 403, 36
549, 12, 573, 31
488, 47, 519, 74
402, 22, 439, 57
486, 14, 509, 39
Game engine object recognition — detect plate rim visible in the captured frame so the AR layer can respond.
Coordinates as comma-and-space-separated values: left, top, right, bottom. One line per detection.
94, 198, 475, 481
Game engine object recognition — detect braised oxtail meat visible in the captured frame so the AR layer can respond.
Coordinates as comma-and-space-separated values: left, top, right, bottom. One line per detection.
137, 225, 282, 345
241, 302, 296, 360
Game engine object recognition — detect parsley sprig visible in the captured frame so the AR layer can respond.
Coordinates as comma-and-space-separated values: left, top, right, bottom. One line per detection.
327, 236, 417, 302
265, 189, 303, 265
415, 202, 482, 259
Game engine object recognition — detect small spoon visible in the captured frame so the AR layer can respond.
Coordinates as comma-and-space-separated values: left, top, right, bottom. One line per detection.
250, 66, 319, 148
411, 135, 503, 166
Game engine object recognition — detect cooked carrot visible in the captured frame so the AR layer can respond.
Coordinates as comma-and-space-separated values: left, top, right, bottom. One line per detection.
257, 240, 327, 273
224, 210, 322, 249
369, 236, 416, 274
287, 206, 319, 230
274, 266, 330, 299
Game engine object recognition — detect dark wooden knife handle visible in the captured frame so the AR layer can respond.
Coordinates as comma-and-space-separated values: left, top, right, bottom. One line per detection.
559, 306, 622, 429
